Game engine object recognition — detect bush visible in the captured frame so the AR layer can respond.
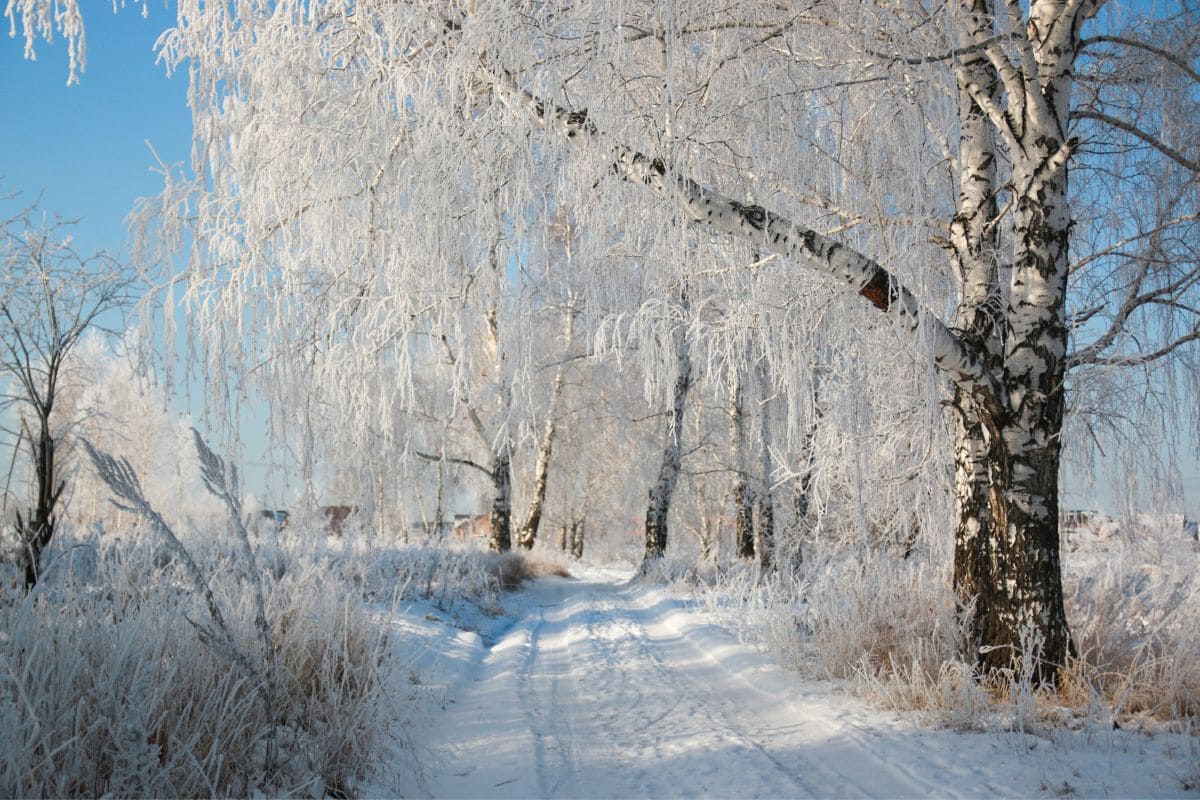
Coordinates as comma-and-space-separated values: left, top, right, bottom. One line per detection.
694, 541, 1200, 733
0, 531, 393, 798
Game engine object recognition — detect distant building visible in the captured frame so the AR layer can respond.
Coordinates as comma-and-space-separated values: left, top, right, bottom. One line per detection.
321, 505, 356, 536
453, 514, 491, 540
1184, 518, 1199, 542
258, 509, 289, 529
1061, 509, 1092, 529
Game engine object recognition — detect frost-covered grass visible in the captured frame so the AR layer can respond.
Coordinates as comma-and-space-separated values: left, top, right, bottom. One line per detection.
319, 533, 571, 608
0, 522, 563, 799
1063, 557, 1200, 723
691, 533, 1200, 735
0, 529, 391, 797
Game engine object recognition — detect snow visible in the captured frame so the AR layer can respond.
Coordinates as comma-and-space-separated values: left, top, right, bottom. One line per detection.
367, 566, 1198, 799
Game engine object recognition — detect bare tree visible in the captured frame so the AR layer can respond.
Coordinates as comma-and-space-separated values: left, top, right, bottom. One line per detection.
1, 202, 132, 589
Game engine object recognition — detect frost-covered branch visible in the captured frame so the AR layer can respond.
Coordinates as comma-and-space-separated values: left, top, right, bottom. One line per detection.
193, 428, 271, 660
486, 67, 998, 406
413, 449, 493, 477
1079, 34, 1200, 84
1073, 109, 1200, 175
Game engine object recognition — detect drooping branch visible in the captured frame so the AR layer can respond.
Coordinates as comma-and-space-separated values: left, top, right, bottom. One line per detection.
1073, 109, 1200, 175
1068, 213, 1200, 276
485, 68, 999, 408
1073, 327, 1200, 368
1079, 34, 1200, 85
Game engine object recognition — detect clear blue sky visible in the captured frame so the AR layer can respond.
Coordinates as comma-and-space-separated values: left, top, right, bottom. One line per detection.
3, 7, 1196, 519
1, 8, 190, 259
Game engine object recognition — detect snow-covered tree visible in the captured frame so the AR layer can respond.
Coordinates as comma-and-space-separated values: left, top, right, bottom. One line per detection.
0, 200, 133, 588
12, 0, 1198, 679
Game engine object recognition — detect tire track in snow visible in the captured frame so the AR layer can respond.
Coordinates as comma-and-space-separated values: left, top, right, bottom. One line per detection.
514, 602, 582, 797
611, 581, 947, 798
422, 569, 980, 798
619, 582, 955, 800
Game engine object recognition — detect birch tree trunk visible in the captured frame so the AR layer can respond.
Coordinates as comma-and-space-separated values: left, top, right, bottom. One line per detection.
569, 518, 585, 560
516, 418, 555, 550
490, 446, 513, 552
728, 367, 755, 559
517, 301, 575, 550
949, 0, 1091, 678
949, 0, 1005, 661
644, 294, 693, 564
756, 360, 775, 572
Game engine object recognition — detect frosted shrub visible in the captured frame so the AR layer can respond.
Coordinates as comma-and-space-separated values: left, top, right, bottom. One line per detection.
794, 549, 966, 683
696, 538, 1200, 732
1065, 562, 1200, 722
698, 548, 994, 725
0, 527, 394, 798
340, 539, 568, 610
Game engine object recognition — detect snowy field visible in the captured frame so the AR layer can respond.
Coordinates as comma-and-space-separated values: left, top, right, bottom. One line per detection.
371, 563, 1199, 799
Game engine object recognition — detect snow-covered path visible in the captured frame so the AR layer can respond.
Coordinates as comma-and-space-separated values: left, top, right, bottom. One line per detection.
425, 569, 955, 798
384, 567, 1194, 799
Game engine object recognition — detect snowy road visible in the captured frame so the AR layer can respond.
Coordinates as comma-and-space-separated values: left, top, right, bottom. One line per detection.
384, 567, 1194, 799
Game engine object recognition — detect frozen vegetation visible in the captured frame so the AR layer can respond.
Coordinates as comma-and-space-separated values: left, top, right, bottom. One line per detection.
3, 0, 1200, 796
3, 506, 1197, 797
0, 516, 568, 797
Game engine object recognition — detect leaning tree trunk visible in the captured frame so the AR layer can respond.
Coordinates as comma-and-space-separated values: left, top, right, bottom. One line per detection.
644, 298, 692, 564
516, 416, 556, 550
517, 303, 574, 550
728, 367, 755, 559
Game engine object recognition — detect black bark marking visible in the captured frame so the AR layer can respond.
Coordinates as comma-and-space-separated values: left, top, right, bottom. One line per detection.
859, 268, 894, 311
730, 200, 767, 230
799, 229, 817, 253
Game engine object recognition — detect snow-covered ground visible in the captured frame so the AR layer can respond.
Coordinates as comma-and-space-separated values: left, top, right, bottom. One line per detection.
368, 565, 1198, 799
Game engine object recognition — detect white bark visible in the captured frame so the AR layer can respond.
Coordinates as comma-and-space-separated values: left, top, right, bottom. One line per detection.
644, 291, 693, 564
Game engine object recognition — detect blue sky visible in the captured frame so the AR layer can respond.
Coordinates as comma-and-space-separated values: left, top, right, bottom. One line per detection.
1, 9, 190, 259
0, 10, 295, 501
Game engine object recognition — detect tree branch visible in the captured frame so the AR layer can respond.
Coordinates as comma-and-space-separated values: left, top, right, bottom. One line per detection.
1073, 109, 1200, 175
413, 449, 493, 477
485, 67, 1000, 408
1080, 34, 1200, 85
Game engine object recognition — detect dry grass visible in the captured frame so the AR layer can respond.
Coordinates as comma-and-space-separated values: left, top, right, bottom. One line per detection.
1062, 563, 1200, 723
698, 544, 1200, 734
0, 533, 394, 798
485, 551, 571, 592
